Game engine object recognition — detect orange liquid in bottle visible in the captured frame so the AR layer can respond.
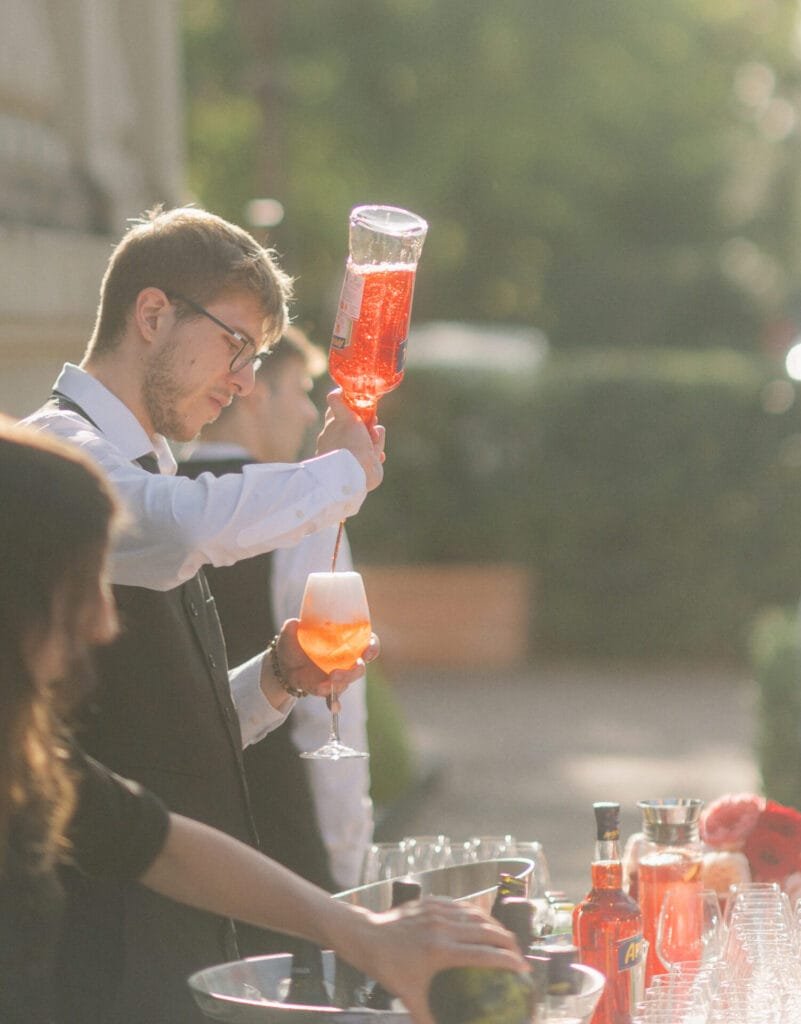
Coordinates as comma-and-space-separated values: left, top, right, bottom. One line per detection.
329, 265, 416, 421
573, 860, 643, 1024
296, 617, 372, 674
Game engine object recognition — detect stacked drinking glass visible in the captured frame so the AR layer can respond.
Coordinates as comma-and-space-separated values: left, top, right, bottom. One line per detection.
632, 882, 801, 1023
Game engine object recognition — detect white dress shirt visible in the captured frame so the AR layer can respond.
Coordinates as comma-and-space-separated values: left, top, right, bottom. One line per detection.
23, 364, 369, 748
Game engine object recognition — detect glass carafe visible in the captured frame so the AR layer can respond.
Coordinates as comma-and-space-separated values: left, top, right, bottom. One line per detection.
636, 798, 703, 985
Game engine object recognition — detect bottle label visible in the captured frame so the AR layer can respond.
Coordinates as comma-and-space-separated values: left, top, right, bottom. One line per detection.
617, 933, 644, 973
395, 338, 407, 373
331, 269, 365, 350
616, 933, 646, 1012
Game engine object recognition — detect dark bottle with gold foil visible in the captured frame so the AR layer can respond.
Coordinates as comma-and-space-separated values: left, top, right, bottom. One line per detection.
428, 894, 535, 1024
285, 942, 330, 1007
365, 878, 422, 1010
490, 873, 528, 919
492, 896, 534, 954
572, 802, 644, 1024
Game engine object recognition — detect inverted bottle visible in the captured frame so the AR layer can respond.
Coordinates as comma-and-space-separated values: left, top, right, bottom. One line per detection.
329, 205, 428, 422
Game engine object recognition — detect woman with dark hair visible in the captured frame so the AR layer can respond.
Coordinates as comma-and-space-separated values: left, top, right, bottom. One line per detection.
0, 417, 523, 1024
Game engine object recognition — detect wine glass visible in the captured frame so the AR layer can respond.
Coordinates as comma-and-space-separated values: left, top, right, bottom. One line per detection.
468, 834, 517, 861
360, 842, 411, 884
402, 835, 454, 872
296, 571, 371, 760
656, 888, 724, 970
511, 840, 552, 896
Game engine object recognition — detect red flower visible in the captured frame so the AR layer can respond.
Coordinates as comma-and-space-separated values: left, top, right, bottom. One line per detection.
744, 806, 801, 883
700, 793, 764, 850
759, 801, 801, 843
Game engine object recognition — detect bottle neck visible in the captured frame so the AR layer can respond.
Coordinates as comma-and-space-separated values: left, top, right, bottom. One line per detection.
591, 838, 623, 890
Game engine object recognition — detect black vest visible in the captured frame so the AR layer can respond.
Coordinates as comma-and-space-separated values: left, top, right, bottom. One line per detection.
44, 398, 259, 1024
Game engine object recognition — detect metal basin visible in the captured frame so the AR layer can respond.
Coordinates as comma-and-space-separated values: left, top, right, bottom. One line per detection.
188, 953, 605, 1024
333, 857, 535, 914
188, 858, 535, 1022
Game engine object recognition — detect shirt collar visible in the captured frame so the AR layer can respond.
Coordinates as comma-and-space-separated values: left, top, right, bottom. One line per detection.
53, 364, 178, 475
182, 440, 252, 461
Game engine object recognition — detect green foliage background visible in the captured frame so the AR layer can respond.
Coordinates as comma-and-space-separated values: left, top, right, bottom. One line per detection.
348, 350, 801, 659
749, 607, 801, 806
184, 0, 801, 351
183, 1, 801, 660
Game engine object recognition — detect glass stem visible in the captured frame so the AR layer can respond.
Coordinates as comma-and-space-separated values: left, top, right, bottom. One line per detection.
327, 694, 342, 744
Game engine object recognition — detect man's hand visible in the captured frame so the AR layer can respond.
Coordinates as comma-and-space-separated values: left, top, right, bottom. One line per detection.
260, 618, 379, 709
316, 389, 385, 492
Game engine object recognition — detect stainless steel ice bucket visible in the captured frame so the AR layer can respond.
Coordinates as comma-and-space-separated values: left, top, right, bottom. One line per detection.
188, 952, 605, 1024
333, 857, 536, 914
188, 858, 535, 1022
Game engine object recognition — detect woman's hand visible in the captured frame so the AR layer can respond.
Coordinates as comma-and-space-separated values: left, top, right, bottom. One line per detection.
343, 898, 528, 1024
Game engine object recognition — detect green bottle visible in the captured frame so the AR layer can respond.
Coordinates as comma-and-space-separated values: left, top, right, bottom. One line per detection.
428, 895, 535, 1024
365, 878, 423, 1010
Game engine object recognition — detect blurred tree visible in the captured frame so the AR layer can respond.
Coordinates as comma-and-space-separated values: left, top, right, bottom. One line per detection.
183, 0, 801, 352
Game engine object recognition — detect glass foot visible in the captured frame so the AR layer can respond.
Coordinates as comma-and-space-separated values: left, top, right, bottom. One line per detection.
301, 740, 369, 761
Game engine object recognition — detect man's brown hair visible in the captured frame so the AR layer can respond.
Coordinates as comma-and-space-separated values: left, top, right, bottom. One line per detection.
87, 206, 293, 357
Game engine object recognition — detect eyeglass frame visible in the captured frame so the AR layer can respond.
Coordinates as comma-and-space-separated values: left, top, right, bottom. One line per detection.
167, 291, 264, 373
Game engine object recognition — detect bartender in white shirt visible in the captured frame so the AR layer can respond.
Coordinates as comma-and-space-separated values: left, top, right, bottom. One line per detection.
21, 205, 385, 1024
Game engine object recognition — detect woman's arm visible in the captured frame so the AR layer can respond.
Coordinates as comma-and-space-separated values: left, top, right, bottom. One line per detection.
140, 813, 525, 1024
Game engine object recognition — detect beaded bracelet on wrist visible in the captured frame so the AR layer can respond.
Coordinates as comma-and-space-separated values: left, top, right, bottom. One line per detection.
266, 634, 307, 698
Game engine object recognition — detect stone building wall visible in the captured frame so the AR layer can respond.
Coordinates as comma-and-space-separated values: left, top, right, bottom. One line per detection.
0, 0, 184, 416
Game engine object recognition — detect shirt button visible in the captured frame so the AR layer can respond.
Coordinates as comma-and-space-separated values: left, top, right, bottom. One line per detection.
295, 509, 304, 520
189, 601, 199, 616
208, 653, 217, 668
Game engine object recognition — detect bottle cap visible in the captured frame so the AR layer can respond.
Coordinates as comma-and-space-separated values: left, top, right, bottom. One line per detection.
391, 877, 423, 906
637, 798, 703, 845
593, 802, 621, 841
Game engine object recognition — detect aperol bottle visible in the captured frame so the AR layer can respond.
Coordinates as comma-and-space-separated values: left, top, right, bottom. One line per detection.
329, 205, 427, 422
573, 803, 644, 1024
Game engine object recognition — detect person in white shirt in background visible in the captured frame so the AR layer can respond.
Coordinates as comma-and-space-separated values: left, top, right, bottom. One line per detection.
180, 326, 373, 895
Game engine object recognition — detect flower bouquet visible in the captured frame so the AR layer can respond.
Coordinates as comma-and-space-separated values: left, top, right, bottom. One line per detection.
699, 792, 801, 903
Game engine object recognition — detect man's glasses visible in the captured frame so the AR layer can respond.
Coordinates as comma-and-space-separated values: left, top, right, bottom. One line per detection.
168, 292, 263, 373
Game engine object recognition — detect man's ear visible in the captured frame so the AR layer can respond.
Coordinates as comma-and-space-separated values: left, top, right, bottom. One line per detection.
134, 288, 172, 342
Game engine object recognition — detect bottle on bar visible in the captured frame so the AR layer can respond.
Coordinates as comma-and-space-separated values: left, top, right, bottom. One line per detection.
492, 895, 534, 954
285, 941, 330, 1007
490, 873, 528, 919
428, 892, 535, 1024
365, 877, 423, 1010
572, 802, 644, 1024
